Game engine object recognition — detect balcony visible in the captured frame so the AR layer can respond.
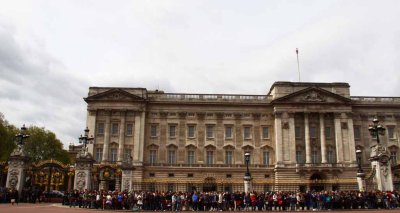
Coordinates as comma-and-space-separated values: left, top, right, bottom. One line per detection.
144, 163, 272, 168
149, 93, 272, 104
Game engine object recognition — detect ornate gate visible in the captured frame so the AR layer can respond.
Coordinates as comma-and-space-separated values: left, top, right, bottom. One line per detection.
31, 159, 71, 192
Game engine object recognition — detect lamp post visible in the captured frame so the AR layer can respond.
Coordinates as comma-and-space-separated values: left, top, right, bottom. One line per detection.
6, 124, 30, 194
243, 152, 252, 193
244, 152, 251, 177
368, 117, 393, 191
356, 149, 366, 191
15, 124, 30, 150
79, 127, 94, 154
73, 127, 95, 191
368, 118, 385, 144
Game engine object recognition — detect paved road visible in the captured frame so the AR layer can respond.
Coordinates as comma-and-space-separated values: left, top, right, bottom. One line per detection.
2, 204, 400, 213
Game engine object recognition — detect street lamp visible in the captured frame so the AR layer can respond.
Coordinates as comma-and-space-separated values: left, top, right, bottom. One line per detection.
79, 127, 94, 153
244, 152, 251, 177
356, 149, 363, 173
368, 118, 385, 144
15, 124, 30, 148
356, 149, 366, 191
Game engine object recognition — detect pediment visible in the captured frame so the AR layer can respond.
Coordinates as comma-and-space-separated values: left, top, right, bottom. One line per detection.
84, 89, 146, 102
271, 87, 351, 104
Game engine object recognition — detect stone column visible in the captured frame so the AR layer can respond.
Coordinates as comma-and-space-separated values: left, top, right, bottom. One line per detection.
121, 168, 133, 192
244, 176, 253, 194
304, 113, 311, 164
139, 111, 146, 163
6, 151, 29, 196
334, 113, 343, 163
320, 113, 327, 163
357, 173, 366, 192
288, 113, 296, 164
118, 111, 126, 162
133, 112, 141, 162
370, 144, 394, 191
102, 111, 111, 162
347, 114, 357, 163
87, 110, 97, 155
74, 154, 95, 191
274, 112, 283, 164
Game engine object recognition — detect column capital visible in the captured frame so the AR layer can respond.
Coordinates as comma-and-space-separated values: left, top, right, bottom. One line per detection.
334, 112, 342, 119
346, 112, 353, 118
274, 112, 282, 118
288, 112, 295, 118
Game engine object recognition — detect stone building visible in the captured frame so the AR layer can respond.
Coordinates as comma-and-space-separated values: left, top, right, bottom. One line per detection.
83, 81, 400, 192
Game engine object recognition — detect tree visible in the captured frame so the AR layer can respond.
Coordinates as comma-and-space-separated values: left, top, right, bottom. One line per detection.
24, 126, 70, 164
0, 112, 70, 164
0, 113, 18, 162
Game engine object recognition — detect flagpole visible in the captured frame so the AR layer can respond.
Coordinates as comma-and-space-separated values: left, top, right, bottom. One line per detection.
296, 48, 301, 82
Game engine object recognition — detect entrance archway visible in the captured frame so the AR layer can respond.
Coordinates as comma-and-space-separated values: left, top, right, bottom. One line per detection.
203, 177, 217, 192
309, 173, 326, 192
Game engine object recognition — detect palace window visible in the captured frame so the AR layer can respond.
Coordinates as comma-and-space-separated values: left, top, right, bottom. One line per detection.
296, 151, 303, 163
310, 127, 317, 139
262, 127, 269, 139
311, 149, 318, 164
225, 150, 233, 165
206, 125, 214, 139
188, 125, 196, 138
187, 150, 195, 165
391, 151, 397, 166
325, 127, 331, 139
225, 126, 233, 139
263, 151, 270, 166
244, 126, 252, 139
123, 149, 132, 162
169, 125, 176, 138
206, 151, 214, 165
96, 148, 103, 162
295, 127, 301, 139
110, 148, 118, 163
150, 125, 157, 137
149, 150, 157, 164
327, 148, 335, 163
168, 150, 176, 164
111, 123, 119, 135
354, 126, 361, 140
97, 123, 105, 135
388, 126, 396, 139
126, 124, 133, 136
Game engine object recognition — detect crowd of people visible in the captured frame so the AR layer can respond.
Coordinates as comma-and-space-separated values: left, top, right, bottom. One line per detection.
62, 189, 400, 211
2, 186, 400, 211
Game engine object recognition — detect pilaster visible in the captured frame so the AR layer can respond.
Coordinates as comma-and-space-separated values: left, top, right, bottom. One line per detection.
334, 113, 344, 163
117, 111, 126, 162
102, 110, 111, 162
304, 113, 311, 164
274, 112, 283, 164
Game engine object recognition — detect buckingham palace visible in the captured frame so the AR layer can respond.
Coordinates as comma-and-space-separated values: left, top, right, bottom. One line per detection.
81, 81, 400, 192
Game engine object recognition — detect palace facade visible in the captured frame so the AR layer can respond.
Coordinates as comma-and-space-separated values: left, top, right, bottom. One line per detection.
83, 81, 400, 192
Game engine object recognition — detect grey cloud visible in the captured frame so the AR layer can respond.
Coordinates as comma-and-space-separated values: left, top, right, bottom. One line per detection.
0, 21, 88, 147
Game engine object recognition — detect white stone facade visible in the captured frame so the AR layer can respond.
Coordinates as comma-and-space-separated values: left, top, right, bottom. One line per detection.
84, 82, 400, 192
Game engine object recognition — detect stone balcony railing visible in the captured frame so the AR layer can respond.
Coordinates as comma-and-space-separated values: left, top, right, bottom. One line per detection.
149, 93, 272, 103
351, 96, 400, 103
144, 163, 272, 168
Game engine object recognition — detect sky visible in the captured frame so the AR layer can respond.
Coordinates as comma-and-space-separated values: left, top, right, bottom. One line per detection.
0, 0, 399, 148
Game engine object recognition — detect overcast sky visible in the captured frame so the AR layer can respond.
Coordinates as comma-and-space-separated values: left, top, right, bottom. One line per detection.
0, 0, 399, 148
